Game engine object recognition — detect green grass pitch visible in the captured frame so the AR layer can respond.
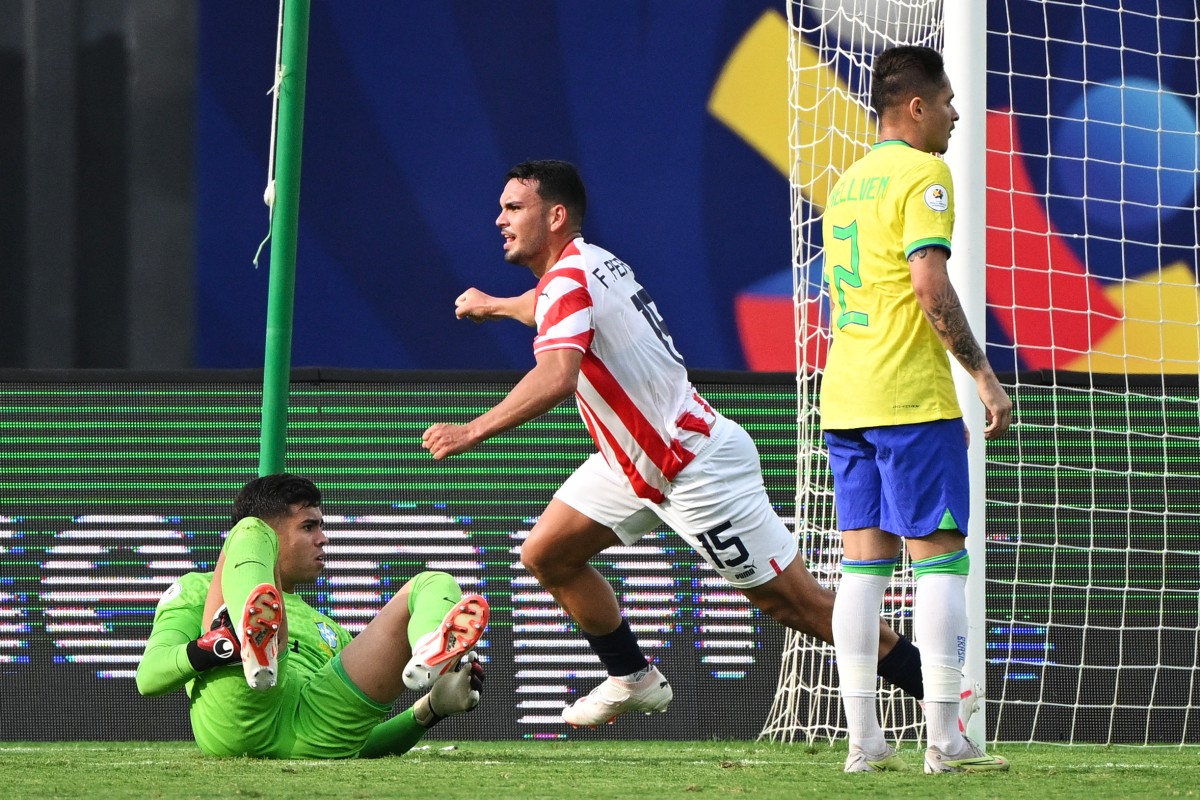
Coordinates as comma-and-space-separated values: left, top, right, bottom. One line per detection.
2, 740, 1197, 799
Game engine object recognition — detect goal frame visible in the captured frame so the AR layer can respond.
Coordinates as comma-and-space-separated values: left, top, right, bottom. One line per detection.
767, 0, 1200, 749
942, 0, 988, 744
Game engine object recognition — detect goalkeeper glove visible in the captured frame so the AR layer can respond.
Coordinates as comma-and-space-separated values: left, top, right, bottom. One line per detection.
185, 604, 240, 672
413, 651, 485, 727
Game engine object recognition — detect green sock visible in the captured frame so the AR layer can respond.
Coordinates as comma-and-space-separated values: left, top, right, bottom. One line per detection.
406, 571, 463, 647
220, 516, 279, 616
356, 708, 427, 758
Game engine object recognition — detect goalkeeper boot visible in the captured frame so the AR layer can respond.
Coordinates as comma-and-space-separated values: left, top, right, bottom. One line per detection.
239, 583, 283, 692
924, 736, 1010, 773
844, 743, 908, 773
561, 665, 673, 727
403, 593, 490, 691
958, 679, 983, 733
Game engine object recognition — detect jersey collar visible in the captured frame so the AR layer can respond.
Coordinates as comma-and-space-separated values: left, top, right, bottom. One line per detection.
871, 139, 914, 151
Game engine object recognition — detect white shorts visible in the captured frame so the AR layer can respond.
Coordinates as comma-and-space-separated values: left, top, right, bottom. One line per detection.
554, 415, 798, 589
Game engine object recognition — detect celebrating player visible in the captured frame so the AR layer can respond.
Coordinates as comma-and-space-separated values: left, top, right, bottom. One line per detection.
422, 159, 934, 728
820, 46, 1011, 773
136, 473, 489, 758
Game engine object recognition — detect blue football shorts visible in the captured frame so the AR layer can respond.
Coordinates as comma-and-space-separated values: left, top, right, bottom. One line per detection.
824, 417, 970, 538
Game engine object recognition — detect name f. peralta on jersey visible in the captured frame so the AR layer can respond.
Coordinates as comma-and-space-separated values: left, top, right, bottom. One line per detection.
532, 237, 717, 503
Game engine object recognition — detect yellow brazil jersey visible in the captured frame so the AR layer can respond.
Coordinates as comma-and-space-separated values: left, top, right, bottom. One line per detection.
820, 139, 962, 430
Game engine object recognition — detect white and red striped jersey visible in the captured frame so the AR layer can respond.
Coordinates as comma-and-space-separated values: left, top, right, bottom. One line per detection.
533, 238, 717, 503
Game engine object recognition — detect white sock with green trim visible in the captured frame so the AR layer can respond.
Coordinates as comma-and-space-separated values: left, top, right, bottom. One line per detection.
833, 571, 891, 752
915, 571, 968, 752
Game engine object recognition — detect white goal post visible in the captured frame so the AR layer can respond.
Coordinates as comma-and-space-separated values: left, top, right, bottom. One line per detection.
763, 0, 1200, 747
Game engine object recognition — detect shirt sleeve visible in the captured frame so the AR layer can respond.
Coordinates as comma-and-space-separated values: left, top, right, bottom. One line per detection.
135, 576, 206, 697
901, 157, 955, 258
532, 264, 594, 355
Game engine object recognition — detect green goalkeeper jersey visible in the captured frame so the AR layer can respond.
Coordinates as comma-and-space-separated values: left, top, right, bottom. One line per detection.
139, 571, 352, 695
138, 571, 365, 756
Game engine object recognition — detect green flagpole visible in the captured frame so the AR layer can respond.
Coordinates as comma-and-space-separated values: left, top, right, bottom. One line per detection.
259, 0, 311, 477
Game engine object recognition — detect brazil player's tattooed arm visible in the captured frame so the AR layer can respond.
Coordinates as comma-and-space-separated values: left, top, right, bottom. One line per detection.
909, 246, 1013, 439
911, 248, 987, 370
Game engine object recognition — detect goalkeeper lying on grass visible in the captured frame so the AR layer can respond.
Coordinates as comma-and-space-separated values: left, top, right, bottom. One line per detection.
137, 473, 489, 759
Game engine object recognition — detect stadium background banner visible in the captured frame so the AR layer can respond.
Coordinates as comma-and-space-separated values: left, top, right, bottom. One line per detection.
1, 371, 1197, 744
196, 3, 1199, 374
0, 371, 794, 743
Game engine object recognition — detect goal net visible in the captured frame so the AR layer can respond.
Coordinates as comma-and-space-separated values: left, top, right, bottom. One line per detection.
763, 0, 1200, 746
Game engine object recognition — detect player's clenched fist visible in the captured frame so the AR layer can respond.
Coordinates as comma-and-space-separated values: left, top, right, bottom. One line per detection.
454, 288, 502, 322
454, 287, 538, 327
422, 423, 477, 460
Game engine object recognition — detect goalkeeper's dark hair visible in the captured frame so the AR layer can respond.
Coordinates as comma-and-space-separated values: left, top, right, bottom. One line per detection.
506, 159, 587, 229
870, 45, 946, 117
232, 473, 322, 524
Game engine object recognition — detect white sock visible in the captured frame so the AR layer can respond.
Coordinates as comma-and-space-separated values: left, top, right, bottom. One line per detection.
833, 572, 891, 753
915, 572, 968, 753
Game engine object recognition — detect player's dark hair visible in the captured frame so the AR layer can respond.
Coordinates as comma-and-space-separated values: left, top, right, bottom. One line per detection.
506, 159, 587, 228
232, 473, 322, 524
870, 45, 946, 117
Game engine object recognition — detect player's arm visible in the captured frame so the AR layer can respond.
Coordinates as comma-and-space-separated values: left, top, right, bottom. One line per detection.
422, 347, 581, 459
455, 287, 538, 327
136, 603, 240, 696
909, 246, 1012, 439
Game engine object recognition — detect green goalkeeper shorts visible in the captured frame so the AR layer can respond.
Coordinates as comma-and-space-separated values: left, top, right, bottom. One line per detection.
189, 651, 392, 759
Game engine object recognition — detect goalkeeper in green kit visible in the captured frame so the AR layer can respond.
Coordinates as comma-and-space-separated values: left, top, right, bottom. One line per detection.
136, 473, 490, 758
